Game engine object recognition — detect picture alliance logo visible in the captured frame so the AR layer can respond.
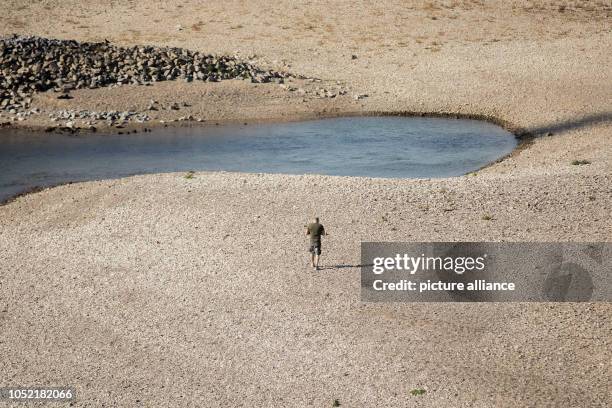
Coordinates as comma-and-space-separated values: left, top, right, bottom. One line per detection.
362, 243, 608, 302
372, 253, 489, 275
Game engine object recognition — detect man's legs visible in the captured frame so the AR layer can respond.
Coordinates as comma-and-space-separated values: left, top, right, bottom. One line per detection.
309, 242, 321, 270
314, 242, 322, 270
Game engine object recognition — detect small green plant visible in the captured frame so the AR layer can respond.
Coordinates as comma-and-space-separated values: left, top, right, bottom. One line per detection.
184, 171, 195, 179
410, 388, 426, 396
332, 399, 341, 407
571, 159, 591, 166
482, 214, 493, 221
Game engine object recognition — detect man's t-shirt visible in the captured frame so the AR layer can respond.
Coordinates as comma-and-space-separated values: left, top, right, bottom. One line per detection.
307, 223, 325, 243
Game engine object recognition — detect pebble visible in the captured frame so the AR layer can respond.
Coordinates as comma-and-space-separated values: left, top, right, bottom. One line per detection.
46, 109, 150, 127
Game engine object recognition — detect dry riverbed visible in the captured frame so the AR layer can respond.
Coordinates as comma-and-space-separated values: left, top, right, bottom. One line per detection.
0, 1, 611, 407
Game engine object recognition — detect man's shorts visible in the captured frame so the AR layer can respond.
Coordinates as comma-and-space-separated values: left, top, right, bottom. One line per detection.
309, 241, 322, 255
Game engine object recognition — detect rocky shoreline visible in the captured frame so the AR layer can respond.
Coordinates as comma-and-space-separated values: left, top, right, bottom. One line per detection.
0, 35, 359, 131
0, 35, 291, 114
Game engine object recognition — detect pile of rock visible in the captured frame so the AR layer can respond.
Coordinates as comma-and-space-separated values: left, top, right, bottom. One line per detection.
0, 35, 290, 111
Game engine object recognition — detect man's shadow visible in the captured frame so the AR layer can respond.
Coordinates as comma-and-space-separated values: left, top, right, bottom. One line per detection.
318, 263, 373, 271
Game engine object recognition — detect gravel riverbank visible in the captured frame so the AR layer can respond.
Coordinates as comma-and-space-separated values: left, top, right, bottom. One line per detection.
0, 1, 610, 407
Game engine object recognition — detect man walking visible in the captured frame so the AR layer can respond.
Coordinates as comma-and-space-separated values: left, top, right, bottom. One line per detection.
306, 217, 326, 270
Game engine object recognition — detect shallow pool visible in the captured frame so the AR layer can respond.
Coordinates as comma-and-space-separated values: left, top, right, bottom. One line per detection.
0, 116, 517, 202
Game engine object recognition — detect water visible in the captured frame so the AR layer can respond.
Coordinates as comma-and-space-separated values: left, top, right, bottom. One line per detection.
0, 117, 517, 202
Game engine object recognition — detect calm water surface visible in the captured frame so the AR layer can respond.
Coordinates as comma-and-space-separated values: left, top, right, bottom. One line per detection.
0, 117, 517, 202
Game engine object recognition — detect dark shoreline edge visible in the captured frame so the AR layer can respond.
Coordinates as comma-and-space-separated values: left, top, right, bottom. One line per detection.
0, 111, 533, 206
0, 108, 534, 144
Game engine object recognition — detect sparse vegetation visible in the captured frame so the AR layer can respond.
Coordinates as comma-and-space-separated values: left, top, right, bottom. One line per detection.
184, 171, 195, 179
571, 159, 591, 165
410, 388, 427, 396
482, 214, 493, 221
332, 399, 341, 407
